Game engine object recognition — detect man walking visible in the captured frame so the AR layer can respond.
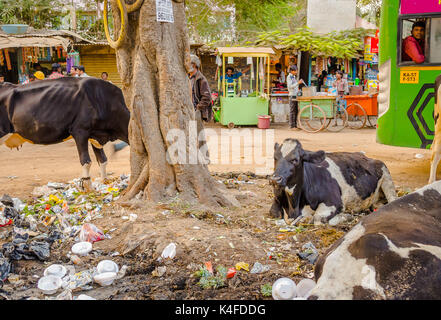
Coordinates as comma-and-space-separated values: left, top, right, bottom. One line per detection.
287, 65, 304, 130
189, 55, 212, 122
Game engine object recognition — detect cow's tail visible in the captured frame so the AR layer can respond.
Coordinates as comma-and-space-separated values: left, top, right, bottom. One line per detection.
381, 165, 397, 203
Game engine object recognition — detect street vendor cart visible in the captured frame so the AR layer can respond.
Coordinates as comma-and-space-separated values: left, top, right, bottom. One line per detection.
214, 47, 274, 128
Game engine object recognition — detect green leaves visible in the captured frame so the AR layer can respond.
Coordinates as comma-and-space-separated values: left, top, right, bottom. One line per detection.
253, 26, 374, 59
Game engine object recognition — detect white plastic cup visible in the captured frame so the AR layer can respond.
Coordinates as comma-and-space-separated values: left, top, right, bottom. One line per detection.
161, 243, 177, 259
272, 278, 297, 300
296, 278, 316, 298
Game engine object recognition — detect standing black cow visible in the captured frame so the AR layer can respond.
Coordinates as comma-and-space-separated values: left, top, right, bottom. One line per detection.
310, 181, 441, 299
270, 139, 397, 225
0, 77, 130, 190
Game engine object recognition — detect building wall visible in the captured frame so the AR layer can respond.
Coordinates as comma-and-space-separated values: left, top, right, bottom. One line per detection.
307, 0, 356, 34
78, 45, 122, 87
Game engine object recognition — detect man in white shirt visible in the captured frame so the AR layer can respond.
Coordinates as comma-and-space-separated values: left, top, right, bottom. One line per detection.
77, 65, 89, 77
287, 65, 304, 130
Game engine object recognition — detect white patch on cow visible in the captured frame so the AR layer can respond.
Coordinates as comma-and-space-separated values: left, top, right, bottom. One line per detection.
415, 180, 441, 197
301, 205, 314, 218
380, 233, 441, 260
313, 203, 337, 225
0, 133, 12, 145
99, 161, 107, 180
285, 184, 296, 196
310, 223, 386, 299
280, 140, 297, 157
82, 162, 91, 178
325, 158, 383, 213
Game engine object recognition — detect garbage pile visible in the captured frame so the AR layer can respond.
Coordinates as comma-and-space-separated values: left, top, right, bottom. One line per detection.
0, 174, 130, 282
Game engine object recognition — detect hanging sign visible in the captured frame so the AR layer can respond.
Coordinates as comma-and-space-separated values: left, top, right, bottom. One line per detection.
156, 0, 174, 23
227, 56, 234, 64
400, 0, 441, 15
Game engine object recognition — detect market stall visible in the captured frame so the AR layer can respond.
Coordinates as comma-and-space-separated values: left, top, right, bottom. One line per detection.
213, 47, 274, 128
0, 27, 91, 84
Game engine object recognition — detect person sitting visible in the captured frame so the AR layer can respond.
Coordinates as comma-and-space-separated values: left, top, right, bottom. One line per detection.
101, 72, 112, 83
402, 21, 426, 64
220, 66, 251, 84
48, 63, 64, 79
77, 65, 89, 77
275, 63, 286, 84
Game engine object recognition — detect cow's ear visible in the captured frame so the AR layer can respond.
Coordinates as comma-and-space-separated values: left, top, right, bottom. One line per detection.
274, 143, 282, 160
302, 150, 325, 164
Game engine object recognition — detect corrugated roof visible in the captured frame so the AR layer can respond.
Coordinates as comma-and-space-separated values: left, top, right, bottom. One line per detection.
0, 28, 94, 49
216, 47, 275, 54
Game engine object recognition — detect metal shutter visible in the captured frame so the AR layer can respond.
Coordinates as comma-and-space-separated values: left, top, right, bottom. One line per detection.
81, 54, 122, 88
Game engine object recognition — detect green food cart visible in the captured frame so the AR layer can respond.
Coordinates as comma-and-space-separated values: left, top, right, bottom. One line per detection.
214, 47, 274, 128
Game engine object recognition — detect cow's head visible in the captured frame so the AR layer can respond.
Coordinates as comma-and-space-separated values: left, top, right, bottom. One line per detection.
271, 139, 325, 188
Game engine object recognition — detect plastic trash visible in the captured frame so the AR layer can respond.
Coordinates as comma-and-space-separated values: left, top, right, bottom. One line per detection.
298, 242, 319, 264
0, 254, 11, 281
250, 262, 271, 274
161, 243, 177, 259
415, 154, 424, 159
272, 278, 297, 300
235, 262, 250, 272
296, 278, 316, 298
55, 289, 73, 300
71, 242, 93, 256
152, 266, 167, 277
97, 260, 119, 274
44, 264, 67, 278
70, 255, 83, 265
116, 265, 128, 280
29, 241, 51, 260
204, 261, 214, 274
38, 275, 63, 295
226, 267, 236, 279
93, 272, 117, 286
76, 294, 96, 300
79, 223, 105, 243
129, 213, 138, 222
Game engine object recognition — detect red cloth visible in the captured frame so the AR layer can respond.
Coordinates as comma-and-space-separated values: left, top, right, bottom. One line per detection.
402, 36, 425, 64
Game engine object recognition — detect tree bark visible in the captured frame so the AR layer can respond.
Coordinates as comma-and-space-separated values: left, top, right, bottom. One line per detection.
111, 0, 238, 207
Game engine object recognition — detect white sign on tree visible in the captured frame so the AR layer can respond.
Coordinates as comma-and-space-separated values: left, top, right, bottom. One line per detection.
156, 0, 174, 23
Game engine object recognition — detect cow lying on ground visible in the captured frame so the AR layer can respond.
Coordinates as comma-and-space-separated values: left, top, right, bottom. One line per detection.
0, 78, 130, 190
310, 181, 441, 299
269, 139, 397, 225
429, 74, 441, 184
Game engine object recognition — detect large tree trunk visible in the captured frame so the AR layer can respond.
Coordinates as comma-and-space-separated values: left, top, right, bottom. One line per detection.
110, 0, 237, 207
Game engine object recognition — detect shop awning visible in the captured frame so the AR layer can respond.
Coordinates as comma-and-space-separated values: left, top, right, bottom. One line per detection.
0, 35, 71, 50
216, 47, 275, 57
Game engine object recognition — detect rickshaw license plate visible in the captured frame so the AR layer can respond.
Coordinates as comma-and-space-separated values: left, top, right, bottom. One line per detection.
400, 71, 419, 84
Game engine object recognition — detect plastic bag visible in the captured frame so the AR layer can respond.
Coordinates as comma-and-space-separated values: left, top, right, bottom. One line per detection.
79, 223, 105, 243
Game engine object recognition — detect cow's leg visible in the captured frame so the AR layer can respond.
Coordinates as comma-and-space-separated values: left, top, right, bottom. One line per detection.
429, 138, 441, 184
92, 145, 108, 182
73, 133, 93, 192
313, 203, 340, 225
270, 186, 287, 218
380, 166, 397, 203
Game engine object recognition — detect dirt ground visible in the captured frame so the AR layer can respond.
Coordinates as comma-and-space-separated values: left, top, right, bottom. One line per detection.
0, 124, 437, 300
0, 123, 434, 198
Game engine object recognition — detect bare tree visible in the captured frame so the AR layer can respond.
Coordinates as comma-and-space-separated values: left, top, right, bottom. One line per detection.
106, 0, 238, 207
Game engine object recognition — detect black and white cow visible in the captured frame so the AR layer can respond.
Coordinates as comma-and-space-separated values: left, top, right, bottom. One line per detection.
270, 139, 397, 225
310, 181, 441, 299
0, 78, 130, 190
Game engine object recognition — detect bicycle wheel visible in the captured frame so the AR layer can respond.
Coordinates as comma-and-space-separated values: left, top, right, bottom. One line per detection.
324, 108, 348, 132
346, 102, 367, 129
297, 104, 326, 133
